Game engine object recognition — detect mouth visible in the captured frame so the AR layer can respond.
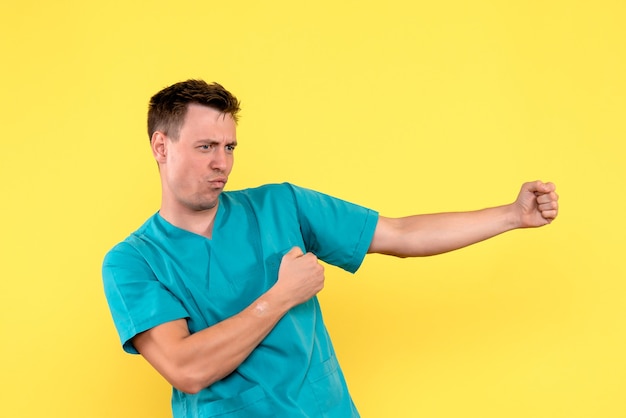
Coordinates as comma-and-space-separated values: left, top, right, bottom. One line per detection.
208, 177, 227, 188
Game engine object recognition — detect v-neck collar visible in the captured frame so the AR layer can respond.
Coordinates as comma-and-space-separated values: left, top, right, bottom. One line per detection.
155, 195, 225, 242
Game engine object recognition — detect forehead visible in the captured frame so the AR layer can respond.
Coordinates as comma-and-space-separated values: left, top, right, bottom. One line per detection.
179, 103, 236, 138
182, 103, 236, 126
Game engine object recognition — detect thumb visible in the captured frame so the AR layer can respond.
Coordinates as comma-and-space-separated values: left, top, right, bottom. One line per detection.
284, 246, 304, 259
527, 180, 555, 195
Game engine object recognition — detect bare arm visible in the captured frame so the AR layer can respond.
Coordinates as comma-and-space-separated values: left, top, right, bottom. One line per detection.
132, 247, 324, 394
369, 181, 559, 257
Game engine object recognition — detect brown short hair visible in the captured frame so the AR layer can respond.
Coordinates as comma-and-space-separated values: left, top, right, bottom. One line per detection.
147, 79, 241, 141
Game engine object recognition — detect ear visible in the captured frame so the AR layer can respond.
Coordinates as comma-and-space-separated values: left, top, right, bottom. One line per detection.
151, 131, 168, 164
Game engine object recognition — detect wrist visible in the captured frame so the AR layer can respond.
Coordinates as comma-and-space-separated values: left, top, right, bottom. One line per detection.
503, 202, 524, 230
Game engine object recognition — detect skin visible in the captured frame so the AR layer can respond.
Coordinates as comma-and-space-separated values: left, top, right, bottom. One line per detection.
136, 103, 560, 394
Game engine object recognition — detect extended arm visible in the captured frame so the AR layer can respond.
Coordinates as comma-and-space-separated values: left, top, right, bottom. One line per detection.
132, 247, 324, 394
368, 181, 558, 257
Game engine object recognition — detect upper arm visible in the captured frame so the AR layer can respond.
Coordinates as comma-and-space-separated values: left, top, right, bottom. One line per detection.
102, 242, 189, 354
368, 216, 406, 256
132, 319, 191, 387
133, 318, 190, 354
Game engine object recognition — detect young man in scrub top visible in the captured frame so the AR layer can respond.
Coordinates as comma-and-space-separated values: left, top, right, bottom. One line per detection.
102, 79, 559, 418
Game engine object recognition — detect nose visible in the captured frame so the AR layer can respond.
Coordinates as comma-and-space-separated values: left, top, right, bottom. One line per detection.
209, 148, 228, 171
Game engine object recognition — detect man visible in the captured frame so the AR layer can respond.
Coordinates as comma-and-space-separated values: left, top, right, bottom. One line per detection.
102, 79, 559, 417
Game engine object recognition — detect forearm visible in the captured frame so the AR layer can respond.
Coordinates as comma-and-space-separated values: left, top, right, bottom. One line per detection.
370, 203, 520, 257
134, 248, 324, 394
186, 291, 291, 387
133, 287, 291, 394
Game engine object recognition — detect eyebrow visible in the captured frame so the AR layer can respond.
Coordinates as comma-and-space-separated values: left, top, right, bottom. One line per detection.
195, 139, 238, 145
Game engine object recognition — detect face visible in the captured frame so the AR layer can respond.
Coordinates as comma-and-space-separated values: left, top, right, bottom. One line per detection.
154, 103, 237, 214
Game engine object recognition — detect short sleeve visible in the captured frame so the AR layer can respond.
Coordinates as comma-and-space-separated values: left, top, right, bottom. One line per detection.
102, 242, 189, 354
288, 184, 379, 273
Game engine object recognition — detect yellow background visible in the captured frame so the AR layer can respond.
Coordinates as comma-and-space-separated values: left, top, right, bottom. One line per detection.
1, 1, 625, 417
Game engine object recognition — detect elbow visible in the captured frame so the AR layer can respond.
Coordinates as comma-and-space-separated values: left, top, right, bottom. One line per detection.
171, 373, 203, 394
163, 361, 223, 394
170, 360, 234, 394
169, 370, 217, 395
173, 380, 205, 395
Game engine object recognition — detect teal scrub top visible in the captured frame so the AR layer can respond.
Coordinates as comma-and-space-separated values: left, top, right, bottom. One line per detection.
102, 183, 379, 418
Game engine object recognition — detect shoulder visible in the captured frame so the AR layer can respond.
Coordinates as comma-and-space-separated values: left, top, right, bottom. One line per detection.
102, 213, 160, 267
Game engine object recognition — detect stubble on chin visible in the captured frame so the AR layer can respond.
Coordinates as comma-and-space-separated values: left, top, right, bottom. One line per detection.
186, 190, 222, 212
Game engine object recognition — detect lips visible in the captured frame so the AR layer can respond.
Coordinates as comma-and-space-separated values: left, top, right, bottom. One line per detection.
208, 177, 227, 187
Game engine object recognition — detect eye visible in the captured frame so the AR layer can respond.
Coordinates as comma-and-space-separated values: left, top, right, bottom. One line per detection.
226, 144, 236, 152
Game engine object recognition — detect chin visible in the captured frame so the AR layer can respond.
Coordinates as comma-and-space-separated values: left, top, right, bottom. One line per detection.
183, 189, 223, 212
197, 200, 219, 211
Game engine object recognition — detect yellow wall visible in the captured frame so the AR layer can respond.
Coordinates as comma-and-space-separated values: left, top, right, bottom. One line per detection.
1, 1, 624, 417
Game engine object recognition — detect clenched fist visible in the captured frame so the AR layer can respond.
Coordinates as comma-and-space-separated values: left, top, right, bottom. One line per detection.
273, 247, 325, 308
514, 181, 559, 227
